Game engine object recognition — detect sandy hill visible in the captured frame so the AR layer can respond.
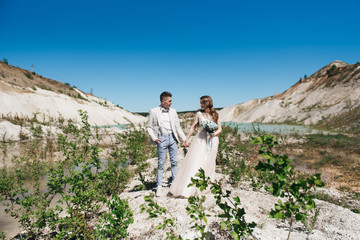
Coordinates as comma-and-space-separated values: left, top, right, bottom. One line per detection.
0, 60, 145, 126
220, 60, 360, 124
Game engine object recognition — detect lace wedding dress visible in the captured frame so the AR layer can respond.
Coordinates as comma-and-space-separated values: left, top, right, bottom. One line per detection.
169, 112, 219, 198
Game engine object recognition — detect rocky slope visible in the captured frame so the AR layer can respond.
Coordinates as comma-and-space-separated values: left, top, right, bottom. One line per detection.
0, 61, 145, 127
220, 60, 360, 124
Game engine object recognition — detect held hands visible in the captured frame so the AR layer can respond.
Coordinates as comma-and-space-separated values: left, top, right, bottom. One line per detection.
183, 140, 190, 148
155, 139, 162, 144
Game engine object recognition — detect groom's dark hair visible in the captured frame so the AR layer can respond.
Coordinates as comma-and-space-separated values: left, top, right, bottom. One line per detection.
160, 91, 172, 101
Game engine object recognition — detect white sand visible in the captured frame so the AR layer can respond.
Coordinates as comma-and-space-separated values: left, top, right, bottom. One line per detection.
120, 156, 360, 240
0, 80, 147, 141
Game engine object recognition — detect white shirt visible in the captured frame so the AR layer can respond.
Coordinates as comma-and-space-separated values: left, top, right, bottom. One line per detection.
160, 107, 172, 135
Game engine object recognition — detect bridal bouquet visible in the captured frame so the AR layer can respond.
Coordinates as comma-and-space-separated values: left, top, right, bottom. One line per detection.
203, 120, 218, 151
203, 119, 218, 134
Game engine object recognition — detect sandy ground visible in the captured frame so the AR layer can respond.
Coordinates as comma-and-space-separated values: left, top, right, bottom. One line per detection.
120, 156, 360, 240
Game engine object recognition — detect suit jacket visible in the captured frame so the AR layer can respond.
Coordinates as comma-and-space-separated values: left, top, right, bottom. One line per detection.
146, 106, 186, 145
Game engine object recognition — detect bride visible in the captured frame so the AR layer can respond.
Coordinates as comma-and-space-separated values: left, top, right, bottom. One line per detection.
169, 95, 222, 198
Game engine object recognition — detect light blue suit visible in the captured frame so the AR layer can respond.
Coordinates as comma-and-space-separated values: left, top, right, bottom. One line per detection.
146, 106, 186, 187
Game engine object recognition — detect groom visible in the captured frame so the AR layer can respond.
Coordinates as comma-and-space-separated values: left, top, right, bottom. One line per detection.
146, 91, 186, 197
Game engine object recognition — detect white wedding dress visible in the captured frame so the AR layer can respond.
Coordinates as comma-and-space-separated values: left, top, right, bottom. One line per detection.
169, 112, 219, 198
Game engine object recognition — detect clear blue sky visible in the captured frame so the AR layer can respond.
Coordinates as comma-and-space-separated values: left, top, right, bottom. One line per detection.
1, 0, 359, 112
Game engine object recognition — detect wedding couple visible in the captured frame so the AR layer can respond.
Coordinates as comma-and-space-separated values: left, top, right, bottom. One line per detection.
146, 91, 222, 198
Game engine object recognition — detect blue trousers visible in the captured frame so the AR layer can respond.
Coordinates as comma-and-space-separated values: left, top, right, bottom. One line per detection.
157, 133, 178, 187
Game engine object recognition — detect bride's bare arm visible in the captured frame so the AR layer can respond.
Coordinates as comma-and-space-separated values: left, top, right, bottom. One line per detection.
183, 114, 199, 147
212, 117, 222, 137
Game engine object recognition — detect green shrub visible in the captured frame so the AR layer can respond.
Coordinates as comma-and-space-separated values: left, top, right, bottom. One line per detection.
216, 125, 250, 184
0, 110, 132, 238
117, 127, 155, 190
189, 168, 256, 239
96, 195, 134, 239
24, 72, 34, 79
251, 134, 325, 240
186, 194, 210, 239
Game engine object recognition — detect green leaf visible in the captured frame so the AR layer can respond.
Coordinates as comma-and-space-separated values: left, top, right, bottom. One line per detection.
271, 210, 284, 220
233, 196, 241, 204
220, 222, 227, 229
276, 173, 285, 181
275, 204, 282, 211
155, 224, 165, 230
314, 179, 325, 187
305, 200, 315, 210
272, 183, 281, 197
295, 213, 305, 222
230, 231, 239, 240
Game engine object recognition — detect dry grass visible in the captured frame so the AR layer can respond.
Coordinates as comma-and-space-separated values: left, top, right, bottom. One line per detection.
0, 61, 86, 99
283, 134, 360, 192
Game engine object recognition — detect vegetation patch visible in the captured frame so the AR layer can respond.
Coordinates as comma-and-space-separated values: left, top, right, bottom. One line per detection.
23, 72, 33, 80
305, 133, 360, 153
0, 111, 359, 239
315, 105, 360, 135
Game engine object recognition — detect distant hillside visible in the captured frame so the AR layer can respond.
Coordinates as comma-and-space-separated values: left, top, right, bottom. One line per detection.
0, 60, 145, 126
220, 60, 360, 125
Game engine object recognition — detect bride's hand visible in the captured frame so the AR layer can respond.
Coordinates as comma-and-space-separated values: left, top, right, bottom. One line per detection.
209, 133, 215, 139
183, 140, 190, 148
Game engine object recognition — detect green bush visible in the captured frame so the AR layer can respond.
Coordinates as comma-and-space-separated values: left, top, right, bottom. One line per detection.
0, 110, 133, 238
251, 134, 325, 240
24, 72, 34, 79
96, 195, 134, 239
189, 168, 256, 239
216, 125, 250, 184
117, 127, 155, 190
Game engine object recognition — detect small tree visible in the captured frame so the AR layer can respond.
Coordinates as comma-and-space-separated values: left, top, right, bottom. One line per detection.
96, 195, 134, 239
117, 127, 154, 190
189, 169, 256, 239
2, 58, 8, 64
251, 134, 325, 240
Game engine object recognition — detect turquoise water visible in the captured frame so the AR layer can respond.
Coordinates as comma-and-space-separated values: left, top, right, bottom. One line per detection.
222, 122, 318, 134
95, 124, 130, 129
98, 122, 317, 134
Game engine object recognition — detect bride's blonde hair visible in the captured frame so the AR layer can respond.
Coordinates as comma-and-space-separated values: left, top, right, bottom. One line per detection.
200, 95, 218, 122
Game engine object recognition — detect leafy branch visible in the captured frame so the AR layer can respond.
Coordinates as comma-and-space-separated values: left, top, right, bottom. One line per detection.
251, 134, 325, 240
189, 169, 256, 239
140, 194, 182, 240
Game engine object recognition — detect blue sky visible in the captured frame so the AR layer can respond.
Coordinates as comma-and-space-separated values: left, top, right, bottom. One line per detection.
1, 0, 359, 112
